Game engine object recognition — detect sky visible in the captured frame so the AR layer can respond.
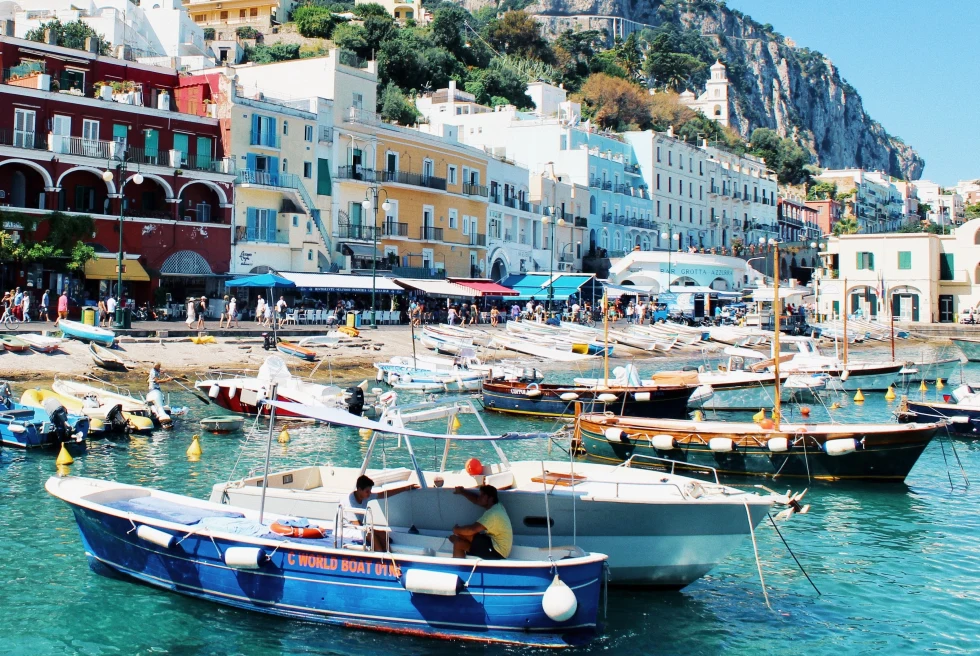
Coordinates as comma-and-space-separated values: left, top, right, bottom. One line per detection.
722, 0, 977, 185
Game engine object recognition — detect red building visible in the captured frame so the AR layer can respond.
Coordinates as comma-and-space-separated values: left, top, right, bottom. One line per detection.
0, 33, 235, 307
804, 199, 842, 236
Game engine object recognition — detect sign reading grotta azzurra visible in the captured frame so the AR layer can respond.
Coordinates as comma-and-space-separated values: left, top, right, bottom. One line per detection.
658, 265, 732, 278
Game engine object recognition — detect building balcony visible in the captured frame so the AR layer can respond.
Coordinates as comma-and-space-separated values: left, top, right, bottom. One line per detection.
391, 266, 445, 279
235, 225, 289, 244
335, 166, 448, 192
420, 226, 443, 241
602, 181, 613, 191
338, 222, 377, 241
624, 163, 640, 174
249, 129, 280, 149
601, 213, 613, 223
614, 215, 629, 226
462, 182, 489, 197
382, 221, 408, 237
470, 233, 487, 247
574, 216, 588, 228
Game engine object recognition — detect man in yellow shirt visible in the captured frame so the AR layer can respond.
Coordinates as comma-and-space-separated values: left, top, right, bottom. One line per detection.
450, 485, 513, 559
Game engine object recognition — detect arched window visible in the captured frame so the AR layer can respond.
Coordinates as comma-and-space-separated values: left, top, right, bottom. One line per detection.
714, 105, 722, 116
590, 196, 597, 214
600, 229, 609, 249
282, 159, 288, 173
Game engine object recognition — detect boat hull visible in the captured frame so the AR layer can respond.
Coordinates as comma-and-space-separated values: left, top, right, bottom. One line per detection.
482, 381, 694, 419
0, 402, 89, 449
51, 479, 602, 647
952, 338, 980, 362
898, 358, 961, 386
578, 417, 939, 482
902, 401, 980, 437
58, 320, 115, 347
277, 342, 317, 361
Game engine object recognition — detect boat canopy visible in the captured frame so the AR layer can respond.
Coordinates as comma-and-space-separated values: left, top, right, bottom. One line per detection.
265, 401, 550, 441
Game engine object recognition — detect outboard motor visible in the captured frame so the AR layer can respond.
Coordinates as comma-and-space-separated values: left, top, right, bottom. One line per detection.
42, 398, 72, 443
104, 404, 130, 433
0, 381, 12, 407
345, 386, 365, 416
262, 333, 276, 351
146, 389, 173, 428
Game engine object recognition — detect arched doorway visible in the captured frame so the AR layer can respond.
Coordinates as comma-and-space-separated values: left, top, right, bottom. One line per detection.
10, 170, 26, 207
490, 258, 506, 282
0, 160, 52, 208
890, 285, 922, 322
710, 277, 729, 291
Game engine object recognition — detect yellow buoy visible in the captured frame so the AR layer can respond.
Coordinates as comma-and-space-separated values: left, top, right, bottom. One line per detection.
853, 389, 865, 403
56, 464, 71, 477
56, 444, 74, 466
451, 415, 462, 432
830, 402, 841, 410
186, 434, 202, 458
278, 428, 291, 444
692, 410, 704, 422
884, 386, 896, 401
936, 378, 945, 390
771, 409, 780, 421
752, 408, 766, 423
358, 428, 373, 440
919, 380, 928, 392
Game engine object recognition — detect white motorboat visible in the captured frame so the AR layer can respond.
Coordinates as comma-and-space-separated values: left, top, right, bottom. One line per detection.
375, 354, 540, 381
52, 376, 183, 428
209, 398, 796, 587
490, 334, 596, 362
763, 336, 901, 391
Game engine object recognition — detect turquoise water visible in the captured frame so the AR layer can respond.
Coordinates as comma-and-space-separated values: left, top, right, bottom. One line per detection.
3, 343, 979, 655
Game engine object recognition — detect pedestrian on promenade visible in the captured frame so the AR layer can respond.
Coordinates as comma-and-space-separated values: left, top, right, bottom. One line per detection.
490, 306, 499, 327
54, 290, 68, 327
12, 287, 23, 321
40, 289, 50, 322
98, 297, 108, 327
255, 295, 265, 324
228, 297, 239, 328
276, 296, 287, 328
447, 305, 458, 326
218, 295, 230, 328
185, 297, 196, 328
21, 292, 31, 322
196, 296, 207, 330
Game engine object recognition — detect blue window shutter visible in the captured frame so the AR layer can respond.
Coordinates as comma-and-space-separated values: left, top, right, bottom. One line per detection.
246, 207, 257, 240
269, 156, 279, 184
246, 153, 256, 172
268, 118, 277, 146
267, 210, 278, 242
251, 114, 259, 144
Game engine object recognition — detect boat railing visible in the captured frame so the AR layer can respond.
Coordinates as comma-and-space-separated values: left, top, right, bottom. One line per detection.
195, 368, 261, 382
56, 373, 141, 400
334, 504, 381, 551
619, 454, 721, 485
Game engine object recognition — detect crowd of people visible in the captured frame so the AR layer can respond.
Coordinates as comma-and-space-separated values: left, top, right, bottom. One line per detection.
1, 287, 70, 327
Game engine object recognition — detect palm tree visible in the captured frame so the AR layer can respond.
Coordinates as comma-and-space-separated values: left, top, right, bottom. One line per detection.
833, 216, 859, 236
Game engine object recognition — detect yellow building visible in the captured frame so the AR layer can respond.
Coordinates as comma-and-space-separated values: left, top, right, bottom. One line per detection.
334, 118, 489, 278
355, 0, 426, 23
184, 0, 294, 35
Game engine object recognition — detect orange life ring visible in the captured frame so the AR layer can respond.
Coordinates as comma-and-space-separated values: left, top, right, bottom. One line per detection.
270, 521, 327, 539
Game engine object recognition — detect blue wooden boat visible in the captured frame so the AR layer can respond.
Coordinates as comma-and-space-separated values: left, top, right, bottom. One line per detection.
0, 382, 89, 450
276, 340, 317, 361
482, 379, 696, 419
58, 319, 115, 347
900, 384, 980, 438
46, 475, 606, 647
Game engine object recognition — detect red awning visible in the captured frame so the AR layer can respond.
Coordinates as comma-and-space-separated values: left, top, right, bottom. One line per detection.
449, 279, 518, 297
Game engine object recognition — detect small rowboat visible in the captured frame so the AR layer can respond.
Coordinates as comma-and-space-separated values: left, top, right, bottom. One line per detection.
0, 334, 30, 352
18, 333, 64, 353
338, 326, 359, 337
199, 415, 245, 434
89, 343, 133, 372
276, 340, 317, 361
298, 333, 341, 347
58, 319, 115, 347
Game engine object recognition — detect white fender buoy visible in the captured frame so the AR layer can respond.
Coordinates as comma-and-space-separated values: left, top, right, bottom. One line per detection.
767, 437, 789, 453
604, 427, 628, 442
823, 437, 857, 456
633, 391, 651, 402
526, 389, 542, 398
542, 575, 578, 622
376, 369, 384, 381
224, 546, 266, 569
560, 392, 579, 402
227, 385, 238, 400
208, 384, 220, 399
597, 393, 618, 403
403, 569, 460, 596
371, 387, 382, 395
650, 434, 676, 450
709, 437, 734, 453
136, 525, 175, 549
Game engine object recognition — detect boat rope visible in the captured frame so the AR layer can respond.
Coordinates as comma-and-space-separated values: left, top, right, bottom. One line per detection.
801, 433, 812, 485
938, 429, 955, 490
947, 428, 970, 488
766, 512, 820, 596
744, 501, 771, 611
602, 561, 610, 619
541, 462, 553, 555
462, 557, 482, 588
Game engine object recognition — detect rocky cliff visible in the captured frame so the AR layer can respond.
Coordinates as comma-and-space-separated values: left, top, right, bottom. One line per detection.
476, 0, 924, 180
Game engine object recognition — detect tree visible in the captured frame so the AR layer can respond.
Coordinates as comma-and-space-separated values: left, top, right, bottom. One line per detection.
482, 10, 552, 62
379, 82, 419, 124
748, 128, 812, 185
614, 33, 643, 80
68, 242, 96, 273
807, 181, 837, 200
352, 2, 390, 18
331, 23, 369, 57
573, 73, 651, 131
464, 58, 532, 109
430, 4, 467, 53
236, 26, 260, 39
293, 5, 336, 38
25, 19, 110, 55
965, 202, 980, 219
832, 217, 859, 236
245, 42, 301, 63
362, 14, 396, 54
896, 221, 924, 233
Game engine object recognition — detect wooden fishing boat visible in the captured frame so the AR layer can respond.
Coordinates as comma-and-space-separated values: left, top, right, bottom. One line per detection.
57, 319, 115, 346
18, 333, 64, 353
276, 340, 317, 361
482, 379, 695, 419
89, 343, 132, 372
576, 414, 941, 482
200, 415, 246, 434
0, 334, 30, 352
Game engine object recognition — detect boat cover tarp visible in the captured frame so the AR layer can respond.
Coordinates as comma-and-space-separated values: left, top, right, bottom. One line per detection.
103, 496, 245, 525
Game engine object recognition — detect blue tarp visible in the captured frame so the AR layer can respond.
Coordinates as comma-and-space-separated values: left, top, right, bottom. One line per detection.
500, 274, 593, 301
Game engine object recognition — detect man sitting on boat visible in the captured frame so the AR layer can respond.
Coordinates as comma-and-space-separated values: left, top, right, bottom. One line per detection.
450, 485, 513, 560
339, 475, 408, 551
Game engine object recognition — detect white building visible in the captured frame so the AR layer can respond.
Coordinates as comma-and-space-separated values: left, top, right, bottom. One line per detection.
677, 60, 730, 128
815, 168, 907, 233
8, 0, 210, 68
914, 180, 964, 227
819, 219, 980, 323
607, 249, 762, 293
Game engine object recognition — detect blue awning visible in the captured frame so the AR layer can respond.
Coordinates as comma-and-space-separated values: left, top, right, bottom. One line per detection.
500, 273, 594, 301
226, 273, 296, 288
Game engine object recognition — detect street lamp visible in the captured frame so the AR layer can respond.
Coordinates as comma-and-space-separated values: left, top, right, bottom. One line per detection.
361, 188, 391, 329
542, 213, 566, 311
102, 162, 143, 328
660, 229, 679, 293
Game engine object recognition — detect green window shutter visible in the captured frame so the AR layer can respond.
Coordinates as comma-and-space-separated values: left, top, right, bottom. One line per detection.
173, 133, 189, 165
898, 251, 911, 269
868, 252, 874, 270
940, 253, 954, 281
145, 129, 159, 159
112, 123, 127, 143
317, 158, 332, 196
856, 252, 863, 269
196, 136, 212, 168
911, 295, 919, 322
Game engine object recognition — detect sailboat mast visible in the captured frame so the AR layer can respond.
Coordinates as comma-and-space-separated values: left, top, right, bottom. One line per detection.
602, 292, 609, 387
772, 242, 781, 429
889, 287, 895, 361
842, 277, 849, 366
